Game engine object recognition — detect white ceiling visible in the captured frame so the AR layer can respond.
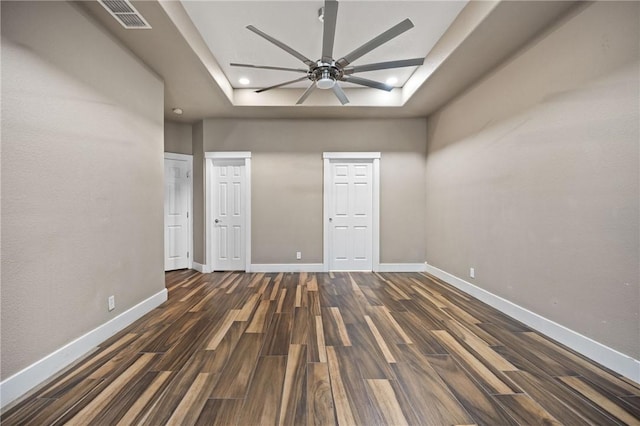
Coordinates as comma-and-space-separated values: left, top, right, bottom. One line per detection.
79, 0, 578, 122
182, 1, 467, 90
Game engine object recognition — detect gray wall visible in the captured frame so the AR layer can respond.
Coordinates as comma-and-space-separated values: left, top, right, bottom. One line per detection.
192, 121, 205, 264
194, 118, 427, 265
1, 1, 165, 379
164, 121, 193, 155
425, 2, 639, 358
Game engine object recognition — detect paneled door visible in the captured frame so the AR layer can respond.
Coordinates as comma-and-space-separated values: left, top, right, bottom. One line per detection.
327, 160, 374, 271
164, 155, 191, 271
211, 159, 246, 271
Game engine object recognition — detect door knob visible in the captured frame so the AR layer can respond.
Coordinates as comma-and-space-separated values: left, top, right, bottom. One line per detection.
214, 219, 220, 223
329, 218, 333, 222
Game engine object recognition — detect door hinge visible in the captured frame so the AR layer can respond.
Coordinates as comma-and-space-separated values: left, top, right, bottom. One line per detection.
187, 251, 190, 258
187, 211, 189, 218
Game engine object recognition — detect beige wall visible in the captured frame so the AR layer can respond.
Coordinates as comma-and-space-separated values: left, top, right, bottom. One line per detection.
192, 121, 205, 264
1, 1, 165, 379
194, 118, 427, 265
164, 120, 192, 155
426, 2, 639, 358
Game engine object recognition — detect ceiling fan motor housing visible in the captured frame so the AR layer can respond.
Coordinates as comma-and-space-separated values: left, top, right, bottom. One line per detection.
312, 62, 341, 89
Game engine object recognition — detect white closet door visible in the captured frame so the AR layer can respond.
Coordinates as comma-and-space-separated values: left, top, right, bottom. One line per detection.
212, 160, 246, 271
328, 161, 373, 271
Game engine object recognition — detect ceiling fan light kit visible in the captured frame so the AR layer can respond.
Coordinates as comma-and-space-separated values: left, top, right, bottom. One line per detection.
231, 0, 425, 105
316, 69, 336, 89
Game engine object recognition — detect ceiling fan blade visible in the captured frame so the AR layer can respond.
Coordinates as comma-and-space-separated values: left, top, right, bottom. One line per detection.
246, 25, 315, 67
331, 83, 349, 105
255, 76, 309, 93
341, 75, 393, 91
296, 83, 317, 105
321, 0, 339, 63
343, 57, 424, 75
230, 63, 308, 73
336, 18, 414, 68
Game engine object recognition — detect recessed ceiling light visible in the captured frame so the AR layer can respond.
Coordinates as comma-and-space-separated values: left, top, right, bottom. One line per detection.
386, 77, 398, 86
172, 107, 183, 115
239, 77, 250, 85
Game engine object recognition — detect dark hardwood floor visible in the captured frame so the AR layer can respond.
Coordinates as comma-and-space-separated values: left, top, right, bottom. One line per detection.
3, 270, 639, 425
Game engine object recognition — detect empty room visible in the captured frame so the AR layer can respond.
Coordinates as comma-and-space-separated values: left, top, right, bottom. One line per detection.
1, 0, 639, 424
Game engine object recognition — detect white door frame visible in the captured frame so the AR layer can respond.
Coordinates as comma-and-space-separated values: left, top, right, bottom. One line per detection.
323, 152, 380, 272
164, 152, 193, 270
205, 151, 252, 272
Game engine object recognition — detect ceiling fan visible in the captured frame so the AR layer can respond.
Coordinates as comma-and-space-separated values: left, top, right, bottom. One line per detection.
230, 0, 424, 105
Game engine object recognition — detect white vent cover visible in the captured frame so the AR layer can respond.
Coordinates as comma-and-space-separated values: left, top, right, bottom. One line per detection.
98, 0, 151, 29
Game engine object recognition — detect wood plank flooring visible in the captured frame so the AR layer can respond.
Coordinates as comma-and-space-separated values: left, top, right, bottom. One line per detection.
3, 270, 639, 425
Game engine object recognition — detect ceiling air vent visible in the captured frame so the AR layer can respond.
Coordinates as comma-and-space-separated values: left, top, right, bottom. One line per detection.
98, 0, 151, 29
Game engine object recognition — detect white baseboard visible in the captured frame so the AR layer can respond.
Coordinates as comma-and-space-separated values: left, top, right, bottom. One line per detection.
378, 263, 427, 272
0, 288, 168, 409
251, 263, 325, 273
424, 263, 640, 384
192, 262, 210, 273
248, 263, 427, 273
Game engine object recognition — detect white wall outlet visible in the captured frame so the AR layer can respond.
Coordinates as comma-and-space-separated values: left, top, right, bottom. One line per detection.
470, 268, 475, 279
296, 251, 302, 260
108, 295, 115, 311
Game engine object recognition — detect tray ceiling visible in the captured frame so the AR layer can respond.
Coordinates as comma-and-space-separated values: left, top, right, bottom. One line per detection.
182, 1, 467, 91
79, 0, 579, 121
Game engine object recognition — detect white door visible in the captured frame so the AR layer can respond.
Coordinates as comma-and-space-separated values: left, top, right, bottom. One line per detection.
212, 160, 246, 271
164, 156, 191, 271
328, 161, 373, 271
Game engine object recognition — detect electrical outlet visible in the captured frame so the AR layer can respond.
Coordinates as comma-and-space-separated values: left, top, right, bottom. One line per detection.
108, 295, 115, 311
469, 268, 475, 279
296, 251, 302, 260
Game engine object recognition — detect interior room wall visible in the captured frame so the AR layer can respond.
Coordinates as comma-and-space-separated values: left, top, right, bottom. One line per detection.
164, 121, 193, 155
1, 1, 165, 381
425, 1, 639, 359
192, 118, 427, 266
192, 121, 205, 264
